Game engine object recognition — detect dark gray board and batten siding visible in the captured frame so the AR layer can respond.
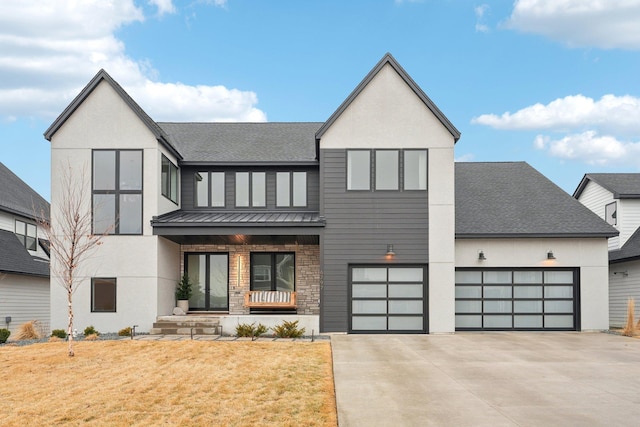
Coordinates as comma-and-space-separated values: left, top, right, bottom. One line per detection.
320, 149, 429, 332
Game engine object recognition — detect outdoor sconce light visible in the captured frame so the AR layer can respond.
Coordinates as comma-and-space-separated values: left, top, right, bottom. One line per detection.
478, 250, 486, 261
547, 250, 556, 260
386, 244, 396, 257
613, 270, 629, 277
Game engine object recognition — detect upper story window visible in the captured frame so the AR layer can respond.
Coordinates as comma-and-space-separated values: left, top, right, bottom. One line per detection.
92, 150, 143, 235
15, 219, 37, 251
276, 172, 307, 207
236, 172, 266, 207
195, 172, 225, 207
347, 149, 427, 191
347, 150, 371, 190
404, 150, 427, 190
161, 155, 179, 204
605, 201, 617, 226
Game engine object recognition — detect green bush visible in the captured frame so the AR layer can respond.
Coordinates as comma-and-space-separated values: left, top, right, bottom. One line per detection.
175, 273, 193, 300
118, 327, 132, 337
235, 322, 268, 338
83, 325, 99, 336
272, 320, 305, 338
51, 329, 67, 339
0, 328, 10, 344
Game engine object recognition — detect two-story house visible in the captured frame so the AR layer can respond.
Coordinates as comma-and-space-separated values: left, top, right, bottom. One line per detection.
0, 162, 50, 335
574, 174, 640, 327
45, 53, 616, 335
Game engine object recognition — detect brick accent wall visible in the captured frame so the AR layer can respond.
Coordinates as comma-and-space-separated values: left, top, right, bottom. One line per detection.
180, 243, 320, 315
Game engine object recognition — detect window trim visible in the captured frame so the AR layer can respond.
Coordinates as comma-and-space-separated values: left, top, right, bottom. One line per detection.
250, 252, 296, 292
276, 171, 308, 208
605, 201, 617, 226
347, 150, 371, 191
91, 278, 117, 313
235, 171, 266, 208
403, 149, 428, 191
161, 154, 179, 204
347, 149, 428, 192
15, 219, 37, 251
194, 171, 226, 208
92, 149, 143, 235
374, 149, 400, 191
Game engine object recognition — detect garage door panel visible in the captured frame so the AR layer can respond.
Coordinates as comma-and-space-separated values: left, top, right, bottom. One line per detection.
455, 268, 577, 331
350, 265, 426, 334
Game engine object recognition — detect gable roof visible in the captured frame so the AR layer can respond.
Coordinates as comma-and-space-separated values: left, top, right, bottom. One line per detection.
610, 227, 640, 263
573, 173, 640, 199
158, 122, 322, 163
456, 162, 618, 238
44, 69, 182, 160
315, 53, 460, 142
0, 162, 49, 221
0, 230, 49, 277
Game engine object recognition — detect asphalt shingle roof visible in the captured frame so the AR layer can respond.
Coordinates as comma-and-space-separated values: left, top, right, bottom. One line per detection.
574, 173, 640, 199
0, 230, 49, 277
610, 227, 640, 263
0, 162, 49, 221
456, 162, 618, 238
158, 122, 322, 163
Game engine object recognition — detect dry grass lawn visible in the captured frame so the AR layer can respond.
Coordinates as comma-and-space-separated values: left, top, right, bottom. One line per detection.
1, 340, 336, 426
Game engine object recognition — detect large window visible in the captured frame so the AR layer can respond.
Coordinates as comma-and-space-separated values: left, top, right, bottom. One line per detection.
236, 172, 266, 207
276, 172, 307, 207
15, 220, 37, 251
91, 278, 116, 312
347, 149, 427, 191
195, 172, 225, 207
251, 253, 295, 292
161, 155, 179, 204
93, 150, 143, 235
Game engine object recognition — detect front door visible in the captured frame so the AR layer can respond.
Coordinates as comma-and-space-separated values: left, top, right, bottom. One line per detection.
185, 253, 229, 311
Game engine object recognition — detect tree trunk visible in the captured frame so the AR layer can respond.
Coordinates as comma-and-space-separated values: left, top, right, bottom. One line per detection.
67, 280, 74, 357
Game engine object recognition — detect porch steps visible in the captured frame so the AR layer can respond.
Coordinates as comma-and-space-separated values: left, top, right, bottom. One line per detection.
150, 316, 221, 335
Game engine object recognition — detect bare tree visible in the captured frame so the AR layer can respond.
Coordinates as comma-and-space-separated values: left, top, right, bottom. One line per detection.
38, 162, 110, 357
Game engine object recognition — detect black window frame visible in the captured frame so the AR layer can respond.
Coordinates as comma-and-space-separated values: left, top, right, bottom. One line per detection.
194, 171, 226, 208
276, 171, 308, 208
403, 149, 428, 191
346, 150, 371, 191
92, 149, 143, 235
347, 149, 428, 192
250, 252, 296, 291
235, 172, 266, 208
161, 154, 179, 204
15, 219, 37, 251
91, 277, 117, 313
605, 201, 617, 226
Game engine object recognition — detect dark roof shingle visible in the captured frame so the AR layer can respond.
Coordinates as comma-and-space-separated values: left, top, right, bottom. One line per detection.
574, 173, 640, 199
456, 162, 618, 238
158, 122, 322, 163
0, 230, 49, 277
610, 228, 640, 263
0, 162, 50, 221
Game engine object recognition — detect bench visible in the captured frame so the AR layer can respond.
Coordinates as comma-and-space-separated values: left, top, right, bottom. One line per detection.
244, 290, 297, 309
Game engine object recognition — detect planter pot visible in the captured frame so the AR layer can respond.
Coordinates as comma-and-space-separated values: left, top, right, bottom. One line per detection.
177, 300, 189, 314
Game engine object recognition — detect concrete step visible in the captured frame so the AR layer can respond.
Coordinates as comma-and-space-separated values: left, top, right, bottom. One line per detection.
150, 316, 223, 335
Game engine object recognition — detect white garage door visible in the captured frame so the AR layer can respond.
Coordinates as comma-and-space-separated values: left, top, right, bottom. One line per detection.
349, 265, 427, 333
455, 269, 578, 331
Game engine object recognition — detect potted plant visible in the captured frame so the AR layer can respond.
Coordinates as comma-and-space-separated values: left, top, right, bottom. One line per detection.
175, 273, 193, 314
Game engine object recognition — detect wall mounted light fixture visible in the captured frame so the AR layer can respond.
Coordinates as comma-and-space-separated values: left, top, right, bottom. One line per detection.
547, 250, 556, 260
386, 244, 396, 257
613, 270, 629, 277
478, 250, 486, 261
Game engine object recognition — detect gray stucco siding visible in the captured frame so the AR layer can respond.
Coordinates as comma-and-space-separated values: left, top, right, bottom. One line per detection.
320, 149, 429, 332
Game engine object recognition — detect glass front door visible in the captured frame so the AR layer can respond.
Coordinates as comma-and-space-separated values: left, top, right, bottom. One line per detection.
186, 253, 229, 311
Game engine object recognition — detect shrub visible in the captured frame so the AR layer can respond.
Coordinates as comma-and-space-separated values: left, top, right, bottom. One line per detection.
0, 328, 10, 344
14, 320, 41, 340
623, 298, 637, 337
83, 325, 99, 336
272, 320, 305, 338
85, 333, 99, 341
236, 322, 268, 339
51, 329, 67, 339
118, 327, 132, 337
49, 336, 63, 342
175, 273, 193, 300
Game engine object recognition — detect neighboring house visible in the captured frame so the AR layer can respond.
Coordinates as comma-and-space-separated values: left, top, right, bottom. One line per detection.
0, 162, 50, 335
574, 173, 640, 327
45, 53, 616, 334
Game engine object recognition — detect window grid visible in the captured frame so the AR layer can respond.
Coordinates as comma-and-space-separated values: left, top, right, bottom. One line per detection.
161, 155, 179, 204
15, 219, 37, 251
347, 149, 427, 192
276, 172, 308, 208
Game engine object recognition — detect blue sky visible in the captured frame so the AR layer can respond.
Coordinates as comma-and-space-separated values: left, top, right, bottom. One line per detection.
2, 0, 640, 201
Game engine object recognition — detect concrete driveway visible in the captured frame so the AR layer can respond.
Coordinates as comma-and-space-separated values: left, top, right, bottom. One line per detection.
331, 332, 640, 426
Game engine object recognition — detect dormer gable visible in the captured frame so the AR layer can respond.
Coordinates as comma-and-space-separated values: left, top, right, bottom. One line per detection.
316, 53, 460, 147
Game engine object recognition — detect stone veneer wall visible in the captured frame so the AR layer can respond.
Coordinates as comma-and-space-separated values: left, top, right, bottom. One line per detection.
180, 243, 320, 315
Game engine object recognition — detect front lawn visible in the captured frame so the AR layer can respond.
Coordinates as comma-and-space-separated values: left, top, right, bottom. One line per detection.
1, 340, 336, 426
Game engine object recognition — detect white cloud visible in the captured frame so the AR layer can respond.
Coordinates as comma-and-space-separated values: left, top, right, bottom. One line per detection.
149, 0, 176, 15
506, 0, 640, 50
455, 153, 475, 162
472, 94, 640, 135
475, 5, 490, 33
534, 131, 640, 166
0, 0, 266, 122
